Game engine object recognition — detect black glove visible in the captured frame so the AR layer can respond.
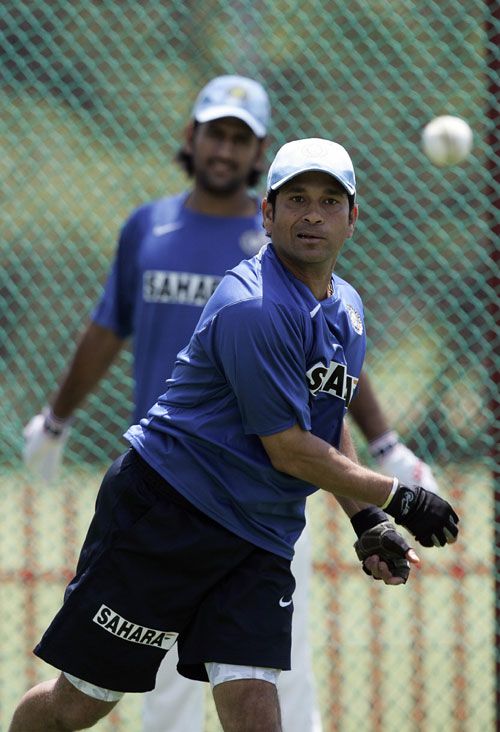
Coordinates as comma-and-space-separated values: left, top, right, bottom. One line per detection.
384, 481, 459, 548
351, 507, 412, 582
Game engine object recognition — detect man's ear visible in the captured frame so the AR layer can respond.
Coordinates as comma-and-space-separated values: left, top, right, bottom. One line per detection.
347, 203, 359, 237
262, 197, 273, 236
184, 121, 195, 154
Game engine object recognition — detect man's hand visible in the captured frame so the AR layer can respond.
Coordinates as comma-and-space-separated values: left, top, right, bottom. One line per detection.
354, 519, 420, 584
351, 507, 420, 584
23, 408, 72, 483
370, 432, 440, 494
384, 482, 459, 547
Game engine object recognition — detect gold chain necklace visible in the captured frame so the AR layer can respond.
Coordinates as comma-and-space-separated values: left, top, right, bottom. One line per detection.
327, 280, 333, 298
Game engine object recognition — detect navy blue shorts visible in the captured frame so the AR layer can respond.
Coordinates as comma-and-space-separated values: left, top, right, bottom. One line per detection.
34, 449, 295, 692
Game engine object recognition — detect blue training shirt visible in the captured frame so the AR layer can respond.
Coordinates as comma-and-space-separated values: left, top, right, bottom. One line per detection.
92, 192, 266, 422
126, 244, 366, 560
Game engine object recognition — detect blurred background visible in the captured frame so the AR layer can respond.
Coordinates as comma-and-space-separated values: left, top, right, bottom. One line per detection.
1, 2, 498, 730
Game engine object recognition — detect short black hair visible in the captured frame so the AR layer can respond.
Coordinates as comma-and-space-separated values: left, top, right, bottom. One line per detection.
175, 121, 263, 188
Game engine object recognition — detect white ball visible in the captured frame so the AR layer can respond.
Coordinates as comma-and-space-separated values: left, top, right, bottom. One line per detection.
421, 115, 473, 167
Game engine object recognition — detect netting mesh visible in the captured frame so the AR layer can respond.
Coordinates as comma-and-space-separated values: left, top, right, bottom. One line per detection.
1, 2, 498, 731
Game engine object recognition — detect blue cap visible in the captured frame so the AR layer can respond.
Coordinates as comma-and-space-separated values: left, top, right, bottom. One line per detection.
267, 138, 356, 197
192, 75, 270, 138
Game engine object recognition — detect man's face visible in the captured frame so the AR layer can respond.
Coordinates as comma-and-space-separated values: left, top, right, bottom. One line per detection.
187, 118, 264, 195
262, 171, 358, 273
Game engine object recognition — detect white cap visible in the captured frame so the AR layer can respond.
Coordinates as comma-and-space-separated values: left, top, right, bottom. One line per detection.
267, 138, 356, 197
192, 75, 270, 138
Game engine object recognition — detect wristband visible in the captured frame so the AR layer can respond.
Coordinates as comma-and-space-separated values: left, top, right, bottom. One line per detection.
380, 477, 399, 510
350, 506, 388, 538
43, 407, 73, 437
369, 430, 399, 457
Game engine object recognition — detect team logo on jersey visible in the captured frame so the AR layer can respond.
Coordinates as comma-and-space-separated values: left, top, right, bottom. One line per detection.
239, 229, 268, 256
345, 304, 363, 335
306, 360, 358, 407
143, 270, 221, 306
93, 604, 178, 651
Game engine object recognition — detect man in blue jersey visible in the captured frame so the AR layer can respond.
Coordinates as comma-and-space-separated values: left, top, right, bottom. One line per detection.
11, 137, 459, 732
23, 75, 325, 732
23, 75, 440, 732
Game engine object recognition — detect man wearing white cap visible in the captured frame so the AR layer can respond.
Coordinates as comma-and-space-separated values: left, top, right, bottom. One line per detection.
21, 74, 324, 732
10, 137, 459, 732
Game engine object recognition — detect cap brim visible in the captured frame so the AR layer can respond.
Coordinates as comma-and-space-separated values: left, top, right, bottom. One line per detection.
194, 105, 266, 138
269, 165, 355, 196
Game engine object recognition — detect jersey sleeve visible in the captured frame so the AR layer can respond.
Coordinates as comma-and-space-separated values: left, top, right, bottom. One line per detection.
210, 299, 312, 436
91, 206, 148, 338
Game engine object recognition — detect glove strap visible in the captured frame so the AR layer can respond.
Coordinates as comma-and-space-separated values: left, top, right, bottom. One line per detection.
369, 430, 399, 457
380, 477, 399, 510
351, 506, 389, 538
43, 407, 73, 436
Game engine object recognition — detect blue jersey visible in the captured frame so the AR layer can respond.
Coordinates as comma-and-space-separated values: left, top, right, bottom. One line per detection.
126, 244, 366, 560
92, 192, 265, 422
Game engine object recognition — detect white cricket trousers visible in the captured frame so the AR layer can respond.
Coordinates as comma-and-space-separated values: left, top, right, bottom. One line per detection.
142, 523, 322, 732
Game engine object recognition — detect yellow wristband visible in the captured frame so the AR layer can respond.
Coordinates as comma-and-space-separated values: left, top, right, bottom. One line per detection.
380, 477, 399, 510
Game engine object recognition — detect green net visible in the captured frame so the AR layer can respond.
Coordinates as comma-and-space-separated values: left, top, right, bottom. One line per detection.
1, 2, 498, 731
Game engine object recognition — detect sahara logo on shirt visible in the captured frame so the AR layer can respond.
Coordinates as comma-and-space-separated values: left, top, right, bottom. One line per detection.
93, 604, 178, 650
143, 270, 221, 306
306, 360, 358, 407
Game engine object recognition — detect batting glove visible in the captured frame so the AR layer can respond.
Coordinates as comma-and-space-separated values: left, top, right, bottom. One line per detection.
23, 408, 72, 483
351, 507, 411, 582
382, 480, 459, 548
369, 431, 440, 494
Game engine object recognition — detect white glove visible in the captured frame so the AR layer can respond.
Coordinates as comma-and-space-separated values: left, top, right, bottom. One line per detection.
23, 408, 72, 483
369, 430, 440, 494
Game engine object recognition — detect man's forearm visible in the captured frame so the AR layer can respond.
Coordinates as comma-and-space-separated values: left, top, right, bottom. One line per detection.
335, 422, 382, 517
349, 370, 391, 441
51, 322, 124, 419
260, 417, 458, 549
261, 423, 393, 507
